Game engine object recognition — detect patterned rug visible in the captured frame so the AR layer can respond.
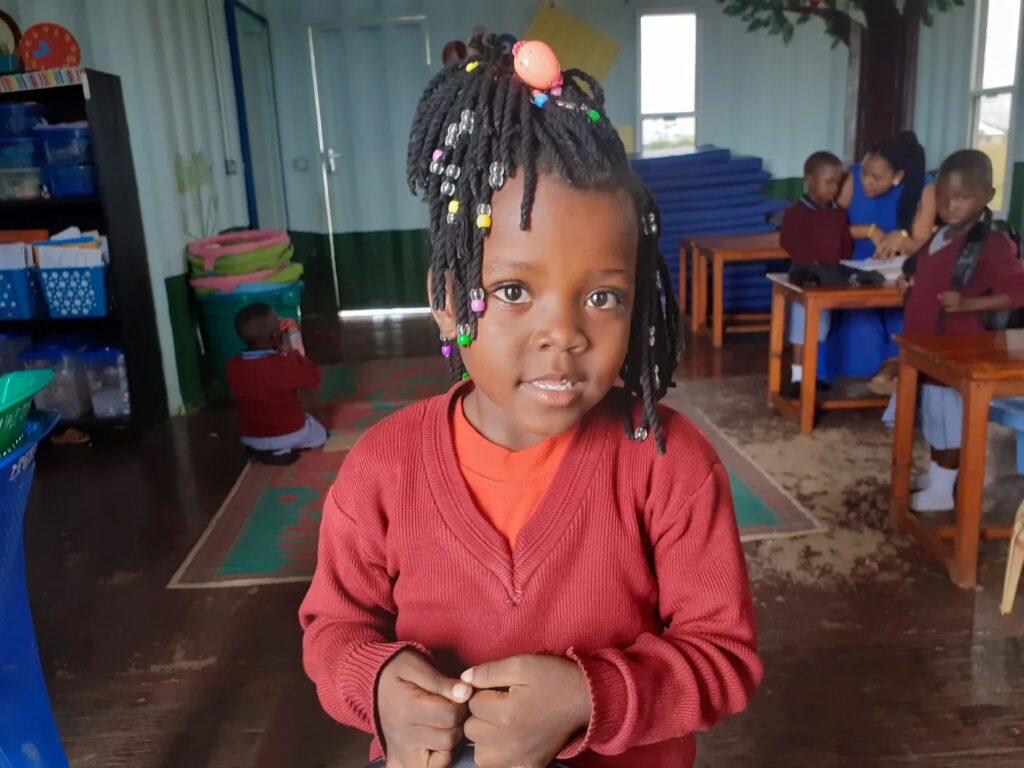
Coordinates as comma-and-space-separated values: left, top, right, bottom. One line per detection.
169, 363, 824, 588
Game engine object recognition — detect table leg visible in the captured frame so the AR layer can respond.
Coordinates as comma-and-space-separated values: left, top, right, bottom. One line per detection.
798, 298, 820, 434
768, 285, 785, 402
678, 241, 688, 324
951, 381, 993, 588
890, 356, 918, 528
712, 254, 725, 348
691, 249, 705, 333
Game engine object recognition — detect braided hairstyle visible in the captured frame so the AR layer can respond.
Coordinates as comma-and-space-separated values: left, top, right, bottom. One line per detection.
407, 35, 679, 453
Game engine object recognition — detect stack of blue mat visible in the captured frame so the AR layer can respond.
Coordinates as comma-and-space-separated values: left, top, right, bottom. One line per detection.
632, 147, 789, 313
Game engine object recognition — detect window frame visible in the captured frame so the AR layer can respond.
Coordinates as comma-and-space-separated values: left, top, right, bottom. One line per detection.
635, 8, 701, 155
968, 0, 1024, 215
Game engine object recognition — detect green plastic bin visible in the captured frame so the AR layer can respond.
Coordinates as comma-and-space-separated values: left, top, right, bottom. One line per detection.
0, 369, 55, 456
196, 283, 303, 386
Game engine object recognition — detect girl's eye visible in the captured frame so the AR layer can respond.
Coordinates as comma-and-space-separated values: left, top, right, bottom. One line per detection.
495, 284, 530, 304
587, 290, 624, 310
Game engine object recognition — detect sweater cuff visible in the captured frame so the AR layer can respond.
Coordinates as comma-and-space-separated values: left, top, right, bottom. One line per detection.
560, 648, 631, 758
335, 639, 428, 751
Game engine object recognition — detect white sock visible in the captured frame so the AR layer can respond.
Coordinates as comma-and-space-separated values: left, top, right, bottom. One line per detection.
791, 364, 803, 383
912, 461, 938, 490
911, 464, 958, 512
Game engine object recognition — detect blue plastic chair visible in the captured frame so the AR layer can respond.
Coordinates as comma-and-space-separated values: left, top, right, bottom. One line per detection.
0, 411, 66, 768
989, 398, 1024, 474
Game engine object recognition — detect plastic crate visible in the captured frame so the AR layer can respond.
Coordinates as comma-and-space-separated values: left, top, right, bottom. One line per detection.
42, 163, 95, 197
0, 137, 39, 169
0, 102, 44, 135
35, 124, 92, 165
38, 266, 108, 318
0, 268, 45, 320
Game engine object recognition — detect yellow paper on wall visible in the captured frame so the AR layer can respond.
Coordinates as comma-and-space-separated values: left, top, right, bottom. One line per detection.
526, 4, 620, 83
614, 125, 635, 154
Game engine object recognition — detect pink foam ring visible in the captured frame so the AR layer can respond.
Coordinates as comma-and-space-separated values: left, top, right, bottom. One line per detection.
432, 148, 444, 161
513, 40, 561, 91
187, 229, 290, 272
189, 268, 278, 293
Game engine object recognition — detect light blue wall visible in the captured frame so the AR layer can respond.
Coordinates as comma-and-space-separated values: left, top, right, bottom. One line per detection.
914, 1, 975, 168
265, 0, 850, 233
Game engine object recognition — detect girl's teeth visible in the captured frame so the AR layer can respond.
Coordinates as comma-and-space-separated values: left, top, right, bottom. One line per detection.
531, 380, 573, 391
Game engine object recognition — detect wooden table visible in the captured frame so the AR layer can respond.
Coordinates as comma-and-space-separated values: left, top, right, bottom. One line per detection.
679, 232, 788, 348
890, 331, 1024, 588
767, 274, 903, 434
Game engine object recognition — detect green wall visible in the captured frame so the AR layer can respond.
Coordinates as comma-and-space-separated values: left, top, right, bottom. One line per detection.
165, 274, 213, 412
764, 177, 804, 202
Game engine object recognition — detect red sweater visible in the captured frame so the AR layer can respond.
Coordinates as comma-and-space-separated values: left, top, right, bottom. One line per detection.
299, 385, 761, 767
780, 197, 852, 266
904, 229, 1024, 335
226, 350, 321, 438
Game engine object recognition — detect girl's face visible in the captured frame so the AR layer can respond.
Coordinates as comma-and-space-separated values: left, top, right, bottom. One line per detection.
861, 153, 904, 198
935, 170, 993, 230
434, 173, 638, 451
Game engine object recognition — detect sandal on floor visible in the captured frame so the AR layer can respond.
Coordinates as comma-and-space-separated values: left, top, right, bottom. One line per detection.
51, 428, 91, 446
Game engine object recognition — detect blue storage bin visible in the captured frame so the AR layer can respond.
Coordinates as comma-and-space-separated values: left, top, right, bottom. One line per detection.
0, 411, 69, 768
0, 137, 39, 169
42, 164, 95, 198
34, 124, 92, 165
0, 103, 45, 135
0, 268, 45, 320
38, 266, 108, 318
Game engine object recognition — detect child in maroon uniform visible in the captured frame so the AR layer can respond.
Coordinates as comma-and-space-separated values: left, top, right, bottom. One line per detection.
300, 38, 760, 768
226, 303, 325, 465
899, 150, 1024, 511
780, 151, 852, 395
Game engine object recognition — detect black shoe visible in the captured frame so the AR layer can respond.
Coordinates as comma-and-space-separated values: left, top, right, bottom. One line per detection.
249, 448, 301, 466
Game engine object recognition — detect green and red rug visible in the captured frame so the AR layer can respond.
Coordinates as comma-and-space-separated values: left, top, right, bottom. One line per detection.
169, 360, 823, 589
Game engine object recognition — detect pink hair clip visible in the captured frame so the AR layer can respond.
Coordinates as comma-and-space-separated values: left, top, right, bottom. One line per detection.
513, 40, 562, 91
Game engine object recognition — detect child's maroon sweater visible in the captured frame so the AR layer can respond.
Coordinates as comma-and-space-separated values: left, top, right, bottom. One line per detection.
299, 384, 762, 767
780, 196, 852, 265
905, 228, 1024, 335
226, 350, 321, 437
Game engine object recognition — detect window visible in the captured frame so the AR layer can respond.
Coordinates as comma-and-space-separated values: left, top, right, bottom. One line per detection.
970, 0, 1022, 212
639, 13, 697, 154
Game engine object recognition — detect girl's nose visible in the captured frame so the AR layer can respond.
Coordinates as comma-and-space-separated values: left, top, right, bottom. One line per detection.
534, 301, 588, 353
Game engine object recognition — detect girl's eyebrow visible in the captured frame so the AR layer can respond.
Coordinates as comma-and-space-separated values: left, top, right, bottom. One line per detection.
483, 258, 539, 273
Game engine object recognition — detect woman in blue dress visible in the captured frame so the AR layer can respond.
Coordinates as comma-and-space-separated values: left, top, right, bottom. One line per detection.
825, 131, 936, 386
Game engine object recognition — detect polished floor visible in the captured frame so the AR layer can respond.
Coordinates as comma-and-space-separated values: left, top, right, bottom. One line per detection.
22, 315, 1024, 767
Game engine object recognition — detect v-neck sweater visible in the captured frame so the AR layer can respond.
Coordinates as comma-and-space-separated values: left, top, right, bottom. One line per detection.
452, 394, 576, 551
299, 384, 761, 767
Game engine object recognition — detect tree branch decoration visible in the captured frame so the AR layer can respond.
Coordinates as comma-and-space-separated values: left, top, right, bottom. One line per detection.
175, 151, 220, 242
715, 0, 964, 47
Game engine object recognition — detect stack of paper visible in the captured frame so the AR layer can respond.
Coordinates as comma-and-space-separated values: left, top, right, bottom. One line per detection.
34, 227, 108, 269
841, 255, 907, 283
0, 243, 31, 269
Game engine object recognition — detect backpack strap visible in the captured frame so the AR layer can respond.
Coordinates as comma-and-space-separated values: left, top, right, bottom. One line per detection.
939, 208, 993, 332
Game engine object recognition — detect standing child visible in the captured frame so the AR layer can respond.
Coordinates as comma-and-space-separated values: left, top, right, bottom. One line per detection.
899, 150, 1024, 512
299, 37, 761, 768
226, 303, 325, 465
780, 151, 852, 396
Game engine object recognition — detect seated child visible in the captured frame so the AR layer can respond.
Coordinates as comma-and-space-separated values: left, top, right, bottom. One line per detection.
780, 151, 852, 396
299, 38, 760, 768
900, 150, 1024, 512
226, 303, 326, 465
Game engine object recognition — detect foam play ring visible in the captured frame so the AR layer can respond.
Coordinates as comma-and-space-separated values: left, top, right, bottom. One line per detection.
187, 229, 290, 271
188, 244, 294, 277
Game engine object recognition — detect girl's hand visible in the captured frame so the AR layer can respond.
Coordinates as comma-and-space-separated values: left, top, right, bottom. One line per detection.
896, 275, 913, 298
938, 291, 965, 313
462, 655, 591, 768
875, 231, 906, 260
377, 650, 472, 768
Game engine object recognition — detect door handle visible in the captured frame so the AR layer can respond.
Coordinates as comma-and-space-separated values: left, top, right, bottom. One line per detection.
325, 148, 342, 174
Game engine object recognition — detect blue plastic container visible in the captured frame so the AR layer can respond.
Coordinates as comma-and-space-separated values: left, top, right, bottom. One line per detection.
0, 269, 45, 321
38, 266, 108, 319
34, 125, 92, 166
0, 410, 67, 768
42, 164, 95, 198
0, 137, 39, 169
0, 103, 45, 136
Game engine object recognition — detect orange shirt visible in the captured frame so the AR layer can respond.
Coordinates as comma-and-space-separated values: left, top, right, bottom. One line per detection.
452, 396, 576, 551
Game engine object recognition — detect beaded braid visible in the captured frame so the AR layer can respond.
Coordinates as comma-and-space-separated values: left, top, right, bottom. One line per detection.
407, 35, 680, 453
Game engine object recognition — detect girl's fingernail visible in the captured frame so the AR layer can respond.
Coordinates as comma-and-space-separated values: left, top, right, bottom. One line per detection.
461, 669, 474, 684
452, 683, 470, 700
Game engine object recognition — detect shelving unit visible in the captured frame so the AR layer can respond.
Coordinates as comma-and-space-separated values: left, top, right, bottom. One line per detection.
0, 69, 167, 435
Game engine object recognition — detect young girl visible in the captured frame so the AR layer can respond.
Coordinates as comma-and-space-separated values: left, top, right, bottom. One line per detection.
828, 131, 936, 387
300, 37, 761, 768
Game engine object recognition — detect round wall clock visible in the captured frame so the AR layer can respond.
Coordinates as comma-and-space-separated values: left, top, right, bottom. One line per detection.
18, 23, 81, 71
